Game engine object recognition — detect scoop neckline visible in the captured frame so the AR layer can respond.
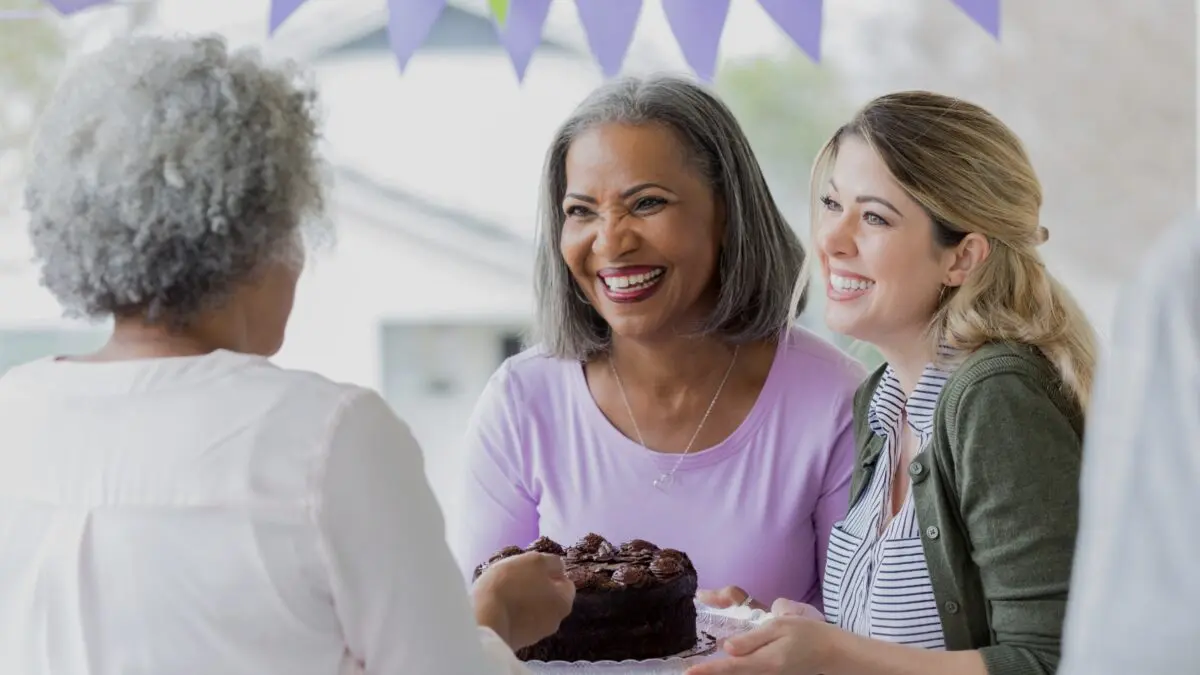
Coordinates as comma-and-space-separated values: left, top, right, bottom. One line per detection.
569, 333, 789, 472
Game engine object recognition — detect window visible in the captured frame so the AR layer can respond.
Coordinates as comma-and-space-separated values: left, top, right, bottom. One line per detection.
500, 333, 524, 361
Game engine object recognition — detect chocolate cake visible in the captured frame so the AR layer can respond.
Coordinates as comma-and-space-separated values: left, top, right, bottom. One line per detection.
473, 533, 698, 662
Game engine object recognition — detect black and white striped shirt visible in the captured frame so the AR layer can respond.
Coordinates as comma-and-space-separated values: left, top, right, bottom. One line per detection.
822, 356, 954, 649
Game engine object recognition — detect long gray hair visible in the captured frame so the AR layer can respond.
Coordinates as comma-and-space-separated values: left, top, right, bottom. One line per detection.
533, 75, 806, 360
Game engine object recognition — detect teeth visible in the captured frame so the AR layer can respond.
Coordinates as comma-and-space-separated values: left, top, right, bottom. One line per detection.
603, 268, 664, 291
830, 273, 875, 292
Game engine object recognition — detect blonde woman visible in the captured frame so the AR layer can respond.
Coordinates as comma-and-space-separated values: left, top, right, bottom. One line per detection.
692, 92, 1094, 675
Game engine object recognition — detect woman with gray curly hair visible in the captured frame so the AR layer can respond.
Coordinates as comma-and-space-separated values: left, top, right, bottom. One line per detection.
451, 75, 865, 614
0, 34, 571, 674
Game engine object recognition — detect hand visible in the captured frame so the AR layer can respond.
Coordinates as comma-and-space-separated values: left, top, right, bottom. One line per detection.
471, 552, 575, 650
769, 598, 825, 621
685, 616, 831, 675
696, 585, 769, 612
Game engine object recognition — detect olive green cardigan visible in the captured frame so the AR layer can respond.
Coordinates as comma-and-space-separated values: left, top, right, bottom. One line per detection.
849, 342, 1085, 675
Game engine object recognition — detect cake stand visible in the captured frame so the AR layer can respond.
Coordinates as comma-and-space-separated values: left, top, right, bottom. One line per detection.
524, 603, 770, 674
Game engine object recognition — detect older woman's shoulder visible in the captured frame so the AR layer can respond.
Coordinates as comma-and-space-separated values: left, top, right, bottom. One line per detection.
188, 353, 381, 415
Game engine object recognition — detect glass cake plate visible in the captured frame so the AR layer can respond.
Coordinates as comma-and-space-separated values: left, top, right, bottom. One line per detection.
523, 604, 765, 674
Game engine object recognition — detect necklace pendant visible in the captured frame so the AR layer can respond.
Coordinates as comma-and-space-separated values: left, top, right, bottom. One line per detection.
653, 473, 675, 491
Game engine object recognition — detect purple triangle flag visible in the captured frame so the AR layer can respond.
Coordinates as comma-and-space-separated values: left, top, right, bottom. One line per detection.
661, 0, 730, 82
950, 0, 1000, 38
269, 0, 307, 34
575, 0, 643, 78
44, 0, 110, 14
497, 0, 553, 81
387, 0, 447, 71
757, 0, 822, 62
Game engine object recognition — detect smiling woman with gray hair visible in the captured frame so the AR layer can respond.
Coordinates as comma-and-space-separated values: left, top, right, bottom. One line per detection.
452, 75, 865, 611
0, 34, 573, 674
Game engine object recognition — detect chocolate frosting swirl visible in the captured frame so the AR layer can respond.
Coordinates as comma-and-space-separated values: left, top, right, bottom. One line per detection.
593, 540, 617, 562
489, 545, 524, 563
650, 554, 684, 580
611, 564, 652, 588
574, 533, 608, 554
620, 539, 659, 554
526, 536, 565, 556
567, 566, 608, 590
618, 539, 658, 561
656, 548, 684, 561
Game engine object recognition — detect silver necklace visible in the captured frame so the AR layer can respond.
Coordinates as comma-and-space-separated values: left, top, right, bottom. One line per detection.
608, 345, 740, 491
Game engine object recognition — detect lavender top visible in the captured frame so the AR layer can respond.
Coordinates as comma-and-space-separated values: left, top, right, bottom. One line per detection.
450, 327, 865, 607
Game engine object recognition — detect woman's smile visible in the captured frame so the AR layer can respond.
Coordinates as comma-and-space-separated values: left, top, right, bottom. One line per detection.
825, 269, 876, 302
597, 266, 667, 304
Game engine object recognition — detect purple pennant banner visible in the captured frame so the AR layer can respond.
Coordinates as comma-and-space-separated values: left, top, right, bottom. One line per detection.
661, 0, 730, 82
387, 0, 447, 71
269, 0, 307, 34
950, 0, 1000, 38
44, 0, 109, 14
32, 0, 1004, 80
757, 0, 823, 63
496, 0, 552, 81
575, 0, 643, 78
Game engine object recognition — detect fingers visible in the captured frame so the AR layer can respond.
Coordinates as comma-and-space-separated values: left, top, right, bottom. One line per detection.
696, 585, 748, 609
695, 589, 728, 608
770, 598, 801, 616
686, 640, 794, 675
493, 551, 565, 578
722, 622, 782, 657
746, 597, 771, 612
539, 552, 568, 578
769, 598, 822, 620
552, 576, 577, 603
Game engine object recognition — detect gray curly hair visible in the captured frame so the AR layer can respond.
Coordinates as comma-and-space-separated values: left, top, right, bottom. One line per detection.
23, 34, 326, 323
534, 75, 807, 359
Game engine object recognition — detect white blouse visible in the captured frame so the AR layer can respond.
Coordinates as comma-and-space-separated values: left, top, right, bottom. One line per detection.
0, 350, 525, 675
822, 360, 950, 650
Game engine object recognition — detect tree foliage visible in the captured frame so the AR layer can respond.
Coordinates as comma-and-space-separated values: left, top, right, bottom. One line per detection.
1, 0, 66, 226
715, 54, 852, 213
0, 0, 65, 158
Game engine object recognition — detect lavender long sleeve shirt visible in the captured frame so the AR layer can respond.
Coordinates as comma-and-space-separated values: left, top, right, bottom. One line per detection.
451, 327, 865, 607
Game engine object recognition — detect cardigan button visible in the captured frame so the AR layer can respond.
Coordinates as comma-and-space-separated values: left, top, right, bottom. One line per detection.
944, 601, 960, 614
925, 525, 940, 540
908, 461, 926, 481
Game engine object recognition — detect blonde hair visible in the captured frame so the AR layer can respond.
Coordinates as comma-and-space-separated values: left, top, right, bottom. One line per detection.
809, 91, 1096, 408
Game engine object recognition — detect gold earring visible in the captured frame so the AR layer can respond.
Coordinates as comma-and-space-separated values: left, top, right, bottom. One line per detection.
573, 285, 592, 306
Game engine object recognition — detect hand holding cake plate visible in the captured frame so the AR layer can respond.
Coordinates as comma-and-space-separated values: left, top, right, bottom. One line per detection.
471, 550, 577, 651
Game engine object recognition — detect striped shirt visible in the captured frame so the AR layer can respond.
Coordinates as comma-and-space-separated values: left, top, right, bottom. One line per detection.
822, 356, 953, 649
